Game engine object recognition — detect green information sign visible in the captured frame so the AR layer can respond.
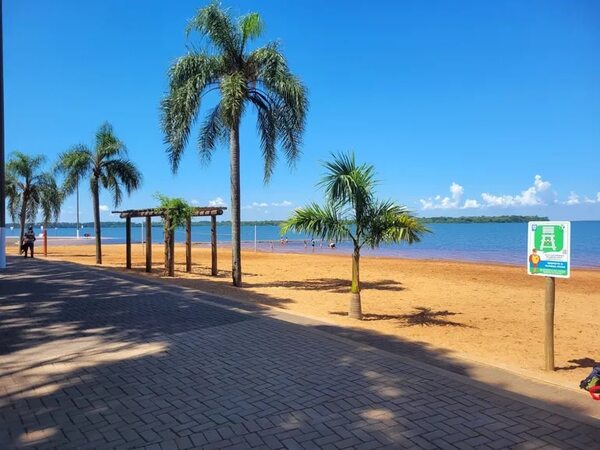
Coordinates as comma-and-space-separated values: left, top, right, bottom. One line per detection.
527, 221, 570, 278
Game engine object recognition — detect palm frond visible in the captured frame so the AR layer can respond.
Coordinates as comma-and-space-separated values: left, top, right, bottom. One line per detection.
186, 3, 241, 59
37, 173, 63, 225
95, 122, 126, 161
161, 54, 222, 172
363, 200, 430, 248
102, 158, 143, 206
197, 103, 228, 164
318, 152, 376, 210
239, 12, 263, 48
281, 203, 349, 243
5, 173, 22, 222
248, 92, 277, 182
220, 71, 247, 126
7, 151, 46, 182
56, 144, 93, 195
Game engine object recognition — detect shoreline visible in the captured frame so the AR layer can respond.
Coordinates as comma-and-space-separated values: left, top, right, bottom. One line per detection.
7, 237, 599, 270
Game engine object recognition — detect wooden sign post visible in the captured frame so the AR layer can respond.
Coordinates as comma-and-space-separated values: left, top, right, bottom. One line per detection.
544, 276, 555, 371
527, 221, 570, 372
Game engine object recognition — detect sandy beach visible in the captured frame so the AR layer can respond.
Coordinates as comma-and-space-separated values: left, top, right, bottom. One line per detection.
37, 242, 600, 389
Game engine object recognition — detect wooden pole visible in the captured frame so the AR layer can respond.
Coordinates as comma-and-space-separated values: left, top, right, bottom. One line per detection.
145, 216, 152, 272
169, 227, 175, 277
545, 276, 555, 371
185, 216, 192, 273
211, 215, 217, 276
125, 217, 131, 269
164, 219, 169, 275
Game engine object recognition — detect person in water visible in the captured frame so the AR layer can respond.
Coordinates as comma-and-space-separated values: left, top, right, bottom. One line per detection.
22, 226, 36, 258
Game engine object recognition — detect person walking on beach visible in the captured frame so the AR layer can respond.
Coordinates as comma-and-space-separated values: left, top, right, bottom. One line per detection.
22, 226, 36, 258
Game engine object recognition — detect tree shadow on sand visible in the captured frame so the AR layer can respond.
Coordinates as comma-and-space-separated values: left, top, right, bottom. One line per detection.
330, 307, 472, 328
250, 278, 404, 293
556, 358, 600, 371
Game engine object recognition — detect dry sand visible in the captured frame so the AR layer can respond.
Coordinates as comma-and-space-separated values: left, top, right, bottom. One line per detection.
40, 243, 600, 389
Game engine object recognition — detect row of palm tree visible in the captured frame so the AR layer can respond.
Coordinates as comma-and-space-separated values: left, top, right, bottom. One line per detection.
5, 123, 142, 263
5, 3, 427, 320
162, 3, 428, 318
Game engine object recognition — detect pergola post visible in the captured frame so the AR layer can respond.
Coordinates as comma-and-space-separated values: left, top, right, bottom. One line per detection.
164, 218, 169, 275
185, 216, 192, 273
125, 217, 131, 269
169, 227, 175, 277
145, 216, 152, 272
211, 215, 218, 276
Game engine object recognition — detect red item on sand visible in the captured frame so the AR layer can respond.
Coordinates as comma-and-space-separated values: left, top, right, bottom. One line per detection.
590, 385, 600, 400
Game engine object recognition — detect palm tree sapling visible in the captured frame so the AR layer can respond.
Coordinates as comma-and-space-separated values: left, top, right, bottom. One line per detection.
282, 152, 429, 319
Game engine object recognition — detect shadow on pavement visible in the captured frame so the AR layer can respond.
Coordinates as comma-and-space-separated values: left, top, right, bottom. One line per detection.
1, 256, 598, 449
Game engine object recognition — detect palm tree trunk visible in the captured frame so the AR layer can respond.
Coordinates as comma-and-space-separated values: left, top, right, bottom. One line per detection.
349, 247, 362, 319
92, 178, 102, 264
18, 192, 27, 255
229, 123, 242, 287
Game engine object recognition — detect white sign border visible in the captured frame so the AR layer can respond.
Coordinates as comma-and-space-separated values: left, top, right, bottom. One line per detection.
527, 221, 571, 279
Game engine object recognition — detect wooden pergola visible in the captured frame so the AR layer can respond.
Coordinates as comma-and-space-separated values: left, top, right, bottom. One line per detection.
114, 207, 226, 277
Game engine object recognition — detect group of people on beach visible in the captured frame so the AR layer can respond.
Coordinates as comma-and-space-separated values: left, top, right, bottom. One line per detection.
267, 237, 336, 251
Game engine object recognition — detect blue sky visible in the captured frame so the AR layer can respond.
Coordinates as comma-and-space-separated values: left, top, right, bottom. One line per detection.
5, 0, 599, 222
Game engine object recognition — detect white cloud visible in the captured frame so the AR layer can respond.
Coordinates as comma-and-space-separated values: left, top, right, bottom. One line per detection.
582, 192, 600, 204
450, 182, 463, 199
417, 175, 600, 211
481, 175, 554, 207
208, 197, 226, 207
420, 182, 472, 210
190, 199, 200, 206
244, 200, 292, 209
565, 192, 580, 205
99, 205, 109, 212
463, 199, 480, 209
271, 200, 292, 207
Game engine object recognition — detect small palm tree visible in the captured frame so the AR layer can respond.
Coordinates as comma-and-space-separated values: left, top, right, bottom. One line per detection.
282, 152, 429, 319
161, 3, 308, 287
57, 123, 142, 264
6, 152, 63, 252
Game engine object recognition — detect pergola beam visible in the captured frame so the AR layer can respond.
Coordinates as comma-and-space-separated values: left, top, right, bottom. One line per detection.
114, 207, 225, 219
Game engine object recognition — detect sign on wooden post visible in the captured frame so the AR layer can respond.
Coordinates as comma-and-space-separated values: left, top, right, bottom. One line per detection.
527, 221, 571, 371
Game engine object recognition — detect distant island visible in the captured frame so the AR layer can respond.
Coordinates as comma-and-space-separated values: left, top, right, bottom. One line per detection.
9, 215, 549, 228
420, 215, 549, 224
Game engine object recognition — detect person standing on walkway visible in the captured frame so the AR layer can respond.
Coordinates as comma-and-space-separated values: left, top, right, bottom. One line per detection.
22, 226, 36, 258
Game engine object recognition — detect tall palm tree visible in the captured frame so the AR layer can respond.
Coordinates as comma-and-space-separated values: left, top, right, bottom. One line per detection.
57, 123, 142, 264
282, 152, 429, 319
5, 152, 63, 252
161, 3, 308, 286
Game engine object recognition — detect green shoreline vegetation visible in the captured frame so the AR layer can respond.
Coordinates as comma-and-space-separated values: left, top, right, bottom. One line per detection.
10, 215, 549, 229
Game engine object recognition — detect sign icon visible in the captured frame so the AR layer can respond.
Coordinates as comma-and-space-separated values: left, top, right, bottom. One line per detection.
527, 221, 570, 278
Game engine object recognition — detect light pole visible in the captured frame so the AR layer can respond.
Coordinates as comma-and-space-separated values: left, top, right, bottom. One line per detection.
0, 0, 6, 270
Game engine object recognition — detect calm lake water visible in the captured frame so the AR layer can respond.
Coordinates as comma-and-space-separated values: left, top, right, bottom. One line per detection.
6, 221, 600, 268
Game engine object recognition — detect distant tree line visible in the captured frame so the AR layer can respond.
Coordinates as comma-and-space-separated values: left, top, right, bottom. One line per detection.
420, 215, 549, 223
13, 215, 550, 229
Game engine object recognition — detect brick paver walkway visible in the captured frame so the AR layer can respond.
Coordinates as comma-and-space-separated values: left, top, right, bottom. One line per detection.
1, 257, 598, 449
